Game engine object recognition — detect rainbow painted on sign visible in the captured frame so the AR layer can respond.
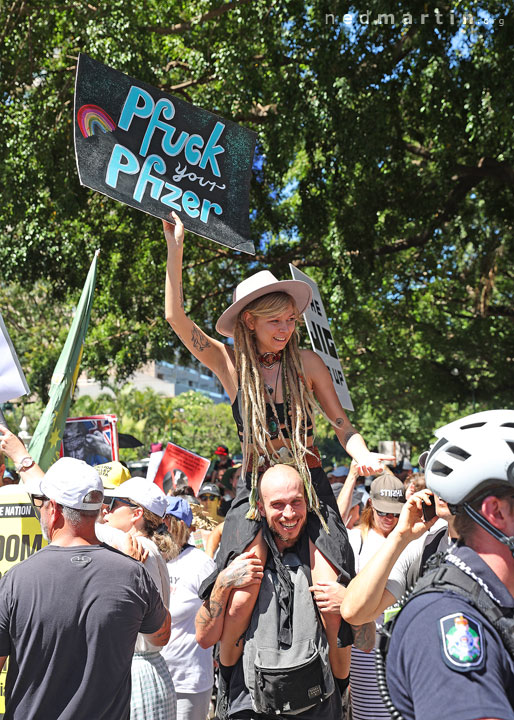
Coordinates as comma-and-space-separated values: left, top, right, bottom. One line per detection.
77, 104, 116, 138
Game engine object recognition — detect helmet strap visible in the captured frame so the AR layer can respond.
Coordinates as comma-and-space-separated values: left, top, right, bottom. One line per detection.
463, 502, 514, 558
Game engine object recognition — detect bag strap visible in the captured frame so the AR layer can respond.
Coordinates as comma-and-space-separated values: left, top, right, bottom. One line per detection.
406, 525, 448, 588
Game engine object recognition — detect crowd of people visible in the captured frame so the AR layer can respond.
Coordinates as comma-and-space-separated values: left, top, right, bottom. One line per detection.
1, 409, 513, 720
0, 210, 511, 719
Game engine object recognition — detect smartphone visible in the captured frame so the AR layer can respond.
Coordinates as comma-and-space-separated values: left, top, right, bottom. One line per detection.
422, 498, 437, 522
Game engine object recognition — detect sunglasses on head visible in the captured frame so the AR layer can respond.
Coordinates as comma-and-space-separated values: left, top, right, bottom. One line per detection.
375, 509, 400, 518
199, 494, 218, 502
105, 497, 139, 512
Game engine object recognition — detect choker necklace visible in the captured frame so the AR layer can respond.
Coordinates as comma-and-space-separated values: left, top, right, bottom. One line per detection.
258, 351, 282, 369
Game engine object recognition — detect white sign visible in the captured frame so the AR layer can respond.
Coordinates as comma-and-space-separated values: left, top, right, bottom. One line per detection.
378, 441, 411, 466
146, 450, 164, 483
289, 266, 353, 410
0, 311, 30, 404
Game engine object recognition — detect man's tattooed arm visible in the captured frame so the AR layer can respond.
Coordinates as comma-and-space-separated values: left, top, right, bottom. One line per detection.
195, 553, 264, 648
148, 610, 172, 647
350, 621, 376, 653
195, 598, 225, 629
191, 325, 211, 352
195, 585, 231, 648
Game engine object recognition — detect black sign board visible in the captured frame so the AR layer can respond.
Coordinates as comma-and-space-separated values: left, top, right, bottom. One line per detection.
74, 54, 257, 254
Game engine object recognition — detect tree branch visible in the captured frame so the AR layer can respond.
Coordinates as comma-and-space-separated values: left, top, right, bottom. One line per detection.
375, 172, 481, 256
404, 142, 433, 160
146, 0, 252, 35
164, 59, 192, 73
168, 74, 216, 91
453, 157, 514, 185
356, 25, 418, 79
485, 305, 514, 318
0, 0, 25, 46
233, 102, 278, 123
375, 155, 514, 257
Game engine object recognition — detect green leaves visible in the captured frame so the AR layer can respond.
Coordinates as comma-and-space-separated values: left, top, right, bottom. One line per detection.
70, 388, 240, 462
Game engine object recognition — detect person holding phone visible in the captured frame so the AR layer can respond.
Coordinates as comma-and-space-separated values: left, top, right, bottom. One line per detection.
340, 486, 454, 627
385, 410, 514, 720
340, 472, 405, 720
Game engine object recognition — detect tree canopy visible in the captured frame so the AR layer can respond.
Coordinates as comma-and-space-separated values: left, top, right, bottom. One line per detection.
1, 0, 513, 452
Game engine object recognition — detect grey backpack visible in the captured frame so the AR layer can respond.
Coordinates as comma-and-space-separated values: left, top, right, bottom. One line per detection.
242, 551, 335, 716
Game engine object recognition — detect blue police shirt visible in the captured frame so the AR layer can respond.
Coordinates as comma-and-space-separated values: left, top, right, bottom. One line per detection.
386, 545, 514, 720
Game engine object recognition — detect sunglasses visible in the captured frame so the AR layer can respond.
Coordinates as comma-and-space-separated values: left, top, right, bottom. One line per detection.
105, 497, 139, 512
31, 495, 49, 509
199, 494, 218, 502
375, 509, 400, 518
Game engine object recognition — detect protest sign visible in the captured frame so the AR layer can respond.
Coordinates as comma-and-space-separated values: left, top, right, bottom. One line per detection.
74, 54, 257, 254
60, 415, 119, 466
146, 450, 164, 484
378, 440, 411, 466
153, 442, 210, 496
0, 485, 47, 715
0, 311, 29, 410
289, 265, 353, 410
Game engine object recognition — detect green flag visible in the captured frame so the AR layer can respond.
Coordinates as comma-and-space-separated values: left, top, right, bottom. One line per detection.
29, 251, 99, 471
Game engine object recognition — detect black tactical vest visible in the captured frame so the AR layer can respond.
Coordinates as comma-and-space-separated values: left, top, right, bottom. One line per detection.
376, 554, 514, 720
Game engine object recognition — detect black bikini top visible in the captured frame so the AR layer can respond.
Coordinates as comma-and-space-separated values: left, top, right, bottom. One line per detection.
231, 388, 313, 442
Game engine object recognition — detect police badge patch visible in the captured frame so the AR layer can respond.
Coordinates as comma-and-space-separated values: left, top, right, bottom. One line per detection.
439, 612, 485, 672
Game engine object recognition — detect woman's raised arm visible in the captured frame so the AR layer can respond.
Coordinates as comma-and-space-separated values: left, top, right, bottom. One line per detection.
164, 212, 236, 395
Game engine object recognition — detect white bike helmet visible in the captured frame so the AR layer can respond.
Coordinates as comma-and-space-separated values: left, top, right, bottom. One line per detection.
423, 409, 514, 505
421, 409, 514, 555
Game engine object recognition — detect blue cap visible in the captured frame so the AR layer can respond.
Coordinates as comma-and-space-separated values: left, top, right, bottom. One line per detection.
166, 496, 193, 527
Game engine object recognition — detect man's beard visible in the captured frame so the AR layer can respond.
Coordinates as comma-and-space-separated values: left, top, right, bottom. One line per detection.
268, 516, 307, 548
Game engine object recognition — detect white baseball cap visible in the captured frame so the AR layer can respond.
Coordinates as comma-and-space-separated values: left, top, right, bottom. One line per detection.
103, 478, 168, 518
23, 457, 104, 510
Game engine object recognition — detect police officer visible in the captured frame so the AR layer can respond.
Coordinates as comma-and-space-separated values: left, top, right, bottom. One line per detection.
385, 409, 514, 720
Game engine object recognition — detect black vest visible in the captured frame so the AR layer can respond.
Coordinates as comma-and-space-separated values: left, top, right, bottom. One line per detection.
376, 553, 514, 720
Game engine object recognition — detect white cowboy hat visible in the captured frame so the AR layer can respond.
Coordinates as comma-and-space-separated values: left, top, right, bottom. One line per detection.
216, 270, 312, 338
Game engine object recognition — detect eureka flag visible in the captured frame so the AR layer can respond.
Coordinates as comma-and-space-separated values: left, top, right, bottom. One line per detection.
29, 251, 99, 471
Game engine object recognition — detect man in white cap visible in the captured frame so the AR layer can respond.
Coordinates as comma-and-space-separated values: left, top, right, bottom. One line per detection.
0, 456, 171, 720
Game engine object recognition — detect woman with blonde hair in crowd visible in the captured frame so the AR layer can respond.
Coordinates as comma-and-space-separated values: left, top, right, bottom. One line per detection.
161, 497, 216, 720
164, 212, 393, 673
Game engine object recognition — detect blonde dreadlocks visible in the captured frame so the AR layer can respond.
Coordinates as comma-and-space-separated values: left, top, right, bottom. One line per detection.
233, 291, 335, 528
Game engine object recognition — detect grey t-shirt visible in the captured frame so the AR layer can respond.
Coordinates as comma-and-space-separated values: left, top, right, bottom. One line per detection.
0, 543, 167, 720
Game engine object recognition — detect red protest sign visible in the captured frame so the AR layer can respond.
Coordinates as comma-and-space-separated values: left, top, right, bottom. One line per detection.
153, 442, 210, 495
